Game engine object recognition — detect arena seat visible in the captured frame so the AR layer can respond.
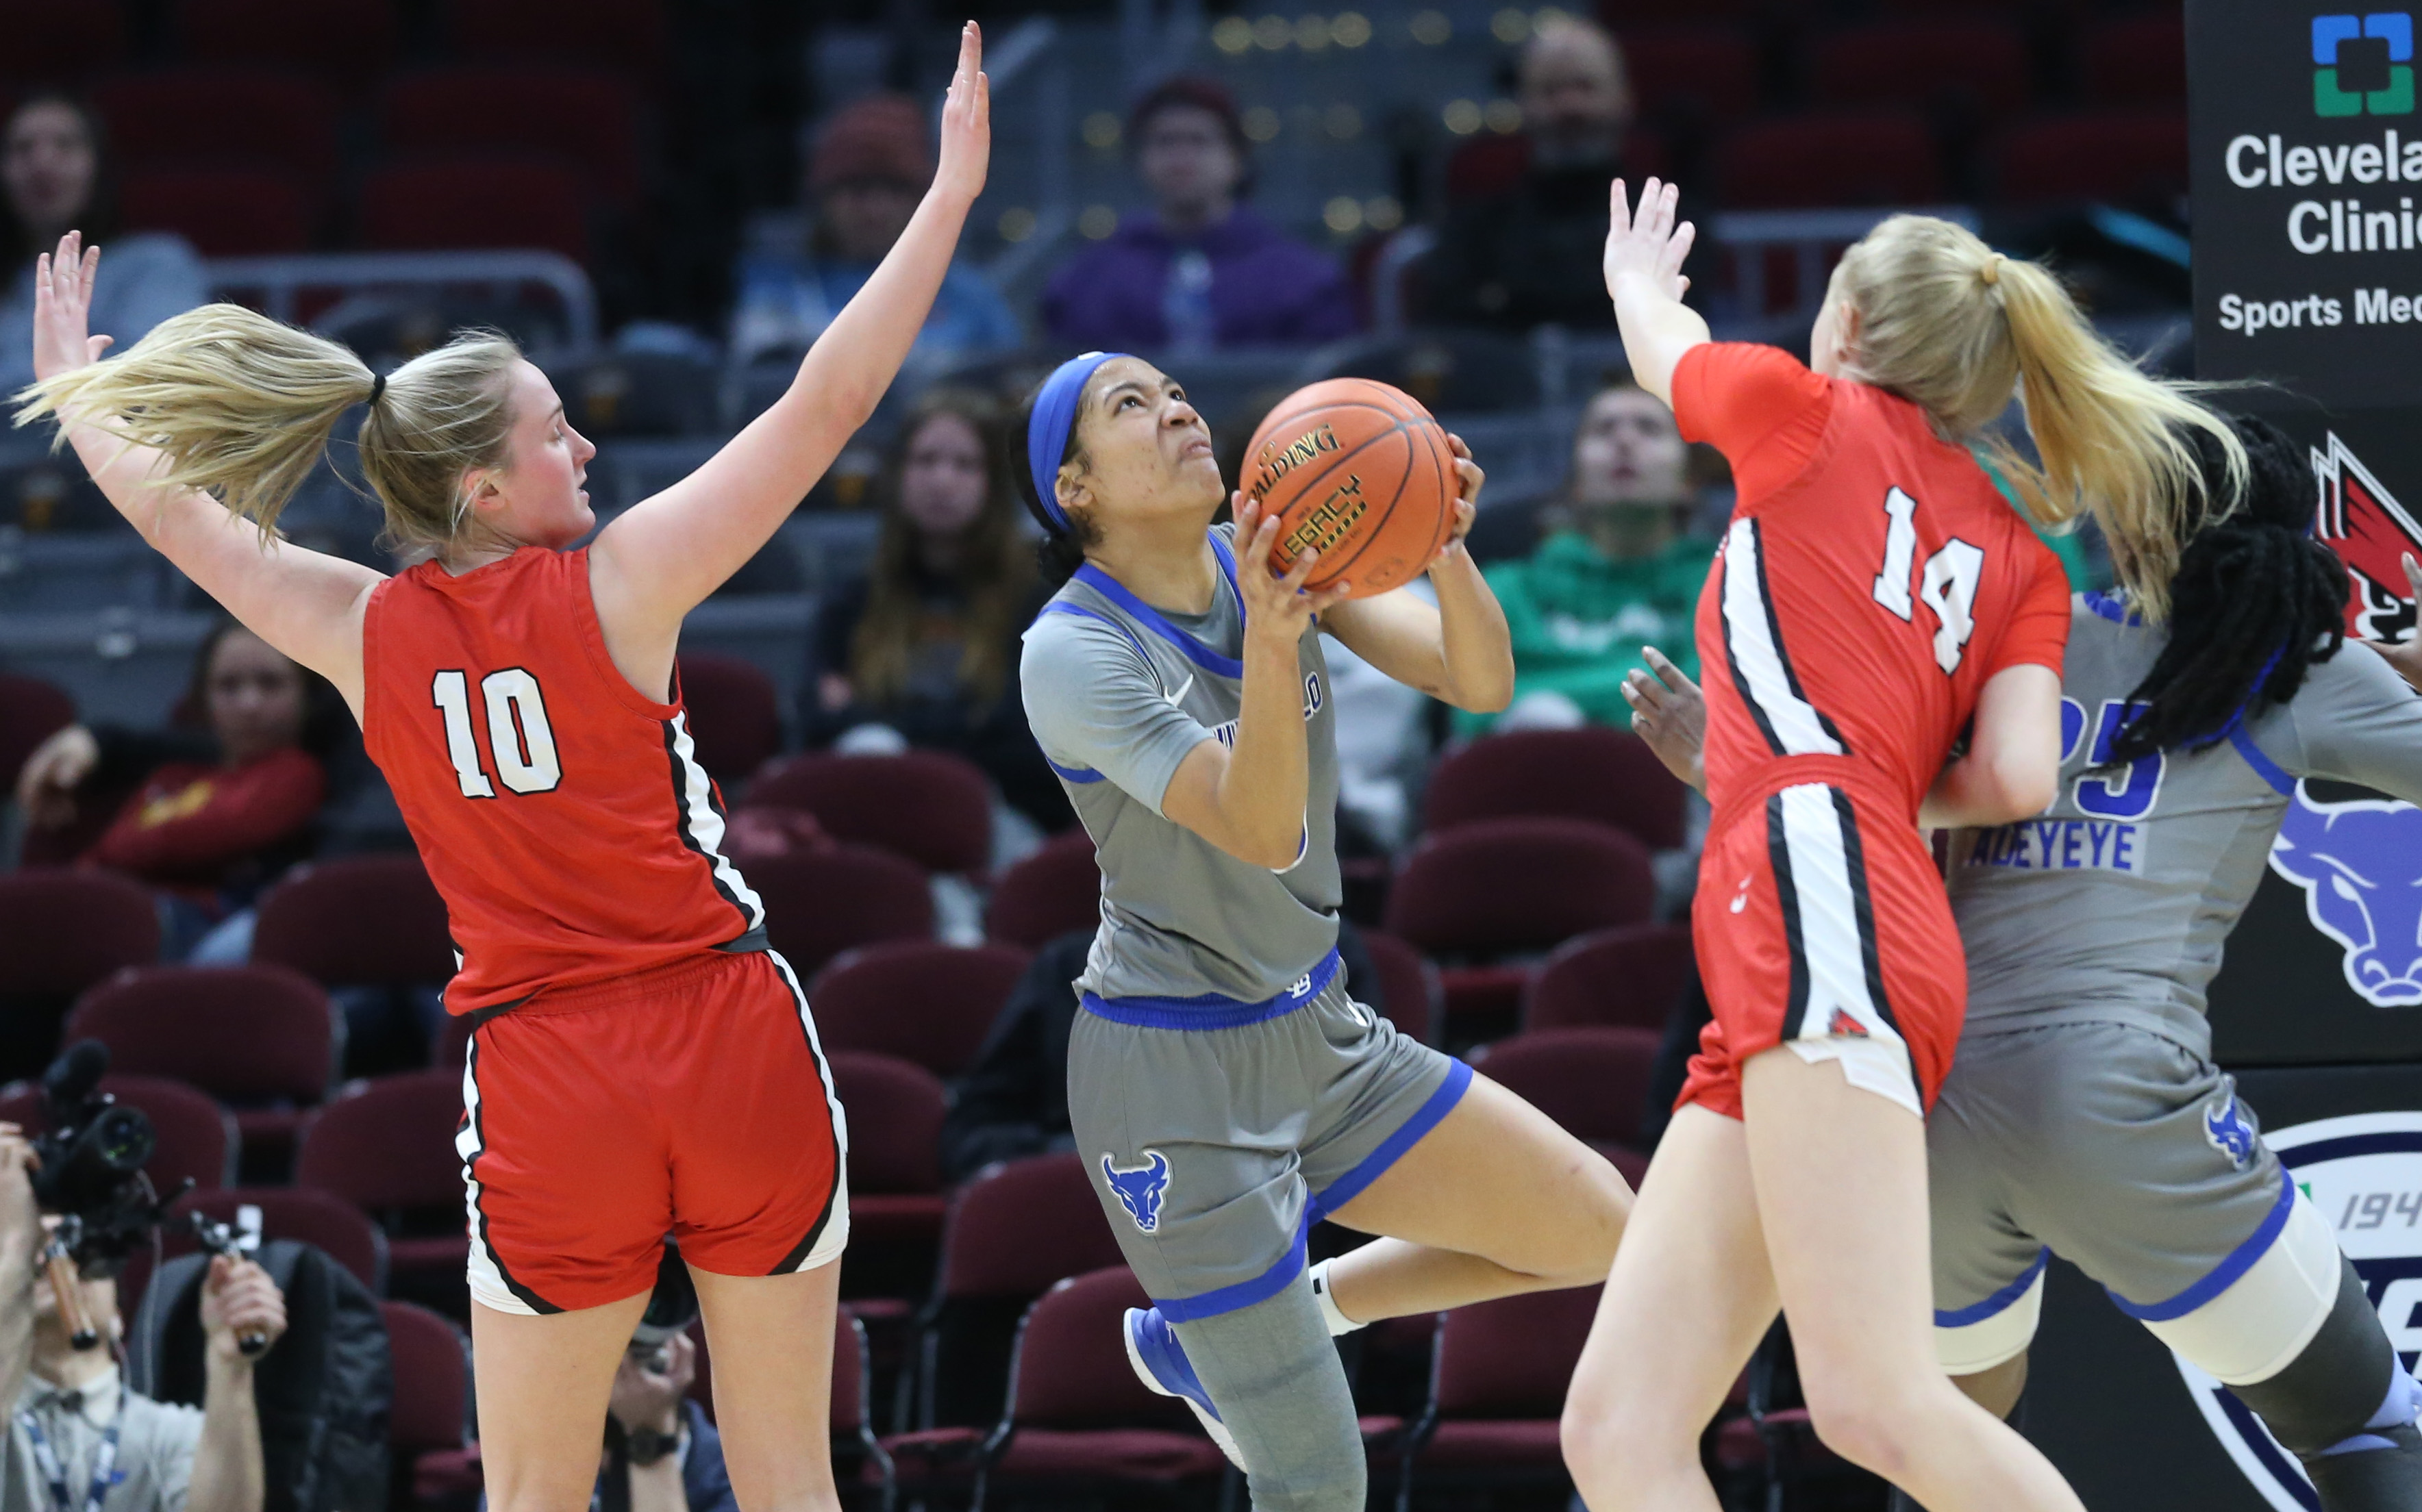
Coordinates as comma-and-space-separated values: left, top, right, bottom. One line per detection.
1358, 928, 1439, 1046
297, 1071, 468, 1313
0, 1074, 236, 1196
825, 1051, 949, 1311
808, 941, 1029, 1079
2082, 14, 2186, 106
0, 671, 75, 789
67, 964, 337, 1179
1525, 922, 1696, 1034
1809, 18, 2033, 120
382, 1300, 474, 1503
90, 67, 340, 186
172, 1186, 388, 1294
442, 0, 669, 86
1384, 819, 1655, 1032
749, 752, 994, 875
119, 165, 311, 255
1992, 110, 2188, 206
673, 651, 782, 795
379, 66, 646, 209
983, 830, 1101, 949
1714, 110, 1943, 209
0, 868, 160, 1084
751, 843, 936, 976
1403, 1284, 1603, 1500
1422, 727, 1686, 849
251, 856, 455, 992
1468, 1028, 1660, 1178
356, 153, 590, 264
173, 0, 395, 88
0, 0, 127, 83
1622, 25, 1762, 125
914, 1152, 1128, 1431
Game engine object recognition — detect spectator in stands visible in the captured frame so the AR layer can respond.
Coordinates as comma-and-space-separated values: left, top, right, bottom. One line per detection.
1040, 77, 1356, 352
0, 94, 206, 401
1423, 18, 1650, 331
1, 1129, 290, 1512
729, 94, 1021, 369
588, 1252, 734, 1512
805, 390, 1069, 832
1458, 380, 1716, 738
15, 622, 337, 959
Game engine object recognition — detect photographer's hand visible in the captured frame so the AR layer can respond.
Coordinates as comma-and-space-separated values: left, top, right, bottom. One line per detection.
610, 1333, 696, 1435
200, 1255, 286, 1366
192, 1256, 282, 1512
0, 1128, 38, 1421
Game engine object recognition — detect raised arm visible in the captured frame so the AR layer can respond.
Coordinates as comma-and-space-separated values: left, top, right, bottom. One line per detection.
588, 23, 990, 659
17, 238, 382, 714
1601, 179, 1708, 407
1917, 663, 2062, 829
1320, 434, 1513, 712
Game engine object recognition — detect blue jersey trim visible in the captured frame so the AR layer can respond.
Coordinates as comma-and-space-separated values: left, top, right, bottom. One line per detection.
2083, 590, 2140, 626
1072, 532, 1247, 679
1079, 948, 1342, 1030
2108, 1167, 2297, 1322
1153, 1212, 1309, 1323
2230, 724, 2297, 796
1309, 1058, 1474, 1222
1934, 1247, 2050, 1328
1039, 599, 1156, 664
1208, 529, 1240, 603
1047, 757, 1106, 784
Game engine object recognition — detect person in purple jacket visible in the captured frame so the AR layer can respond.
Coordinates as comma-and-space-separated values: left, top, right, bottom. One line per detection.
1041, 77, 1358, 353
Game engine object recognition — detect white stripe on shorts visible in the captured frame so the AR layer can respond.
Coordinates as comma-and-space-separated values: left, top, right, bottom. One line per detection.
1774, 783, 1904, 1050
457, 1040, 536, 1315
764, 948, 852, 1271
1721, 518, 1845, 758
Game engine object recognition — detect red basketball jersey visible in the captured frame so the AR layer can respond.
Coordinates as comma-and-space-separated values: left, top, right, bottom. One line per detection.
362, 547, 765, 1013
1674, 342, 2071, 826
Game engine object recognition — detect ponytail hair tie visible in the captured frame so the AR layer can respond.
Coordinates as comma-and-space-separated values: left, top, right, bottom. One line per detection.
1980, 254, 2005, 287
367, 373, 387, 407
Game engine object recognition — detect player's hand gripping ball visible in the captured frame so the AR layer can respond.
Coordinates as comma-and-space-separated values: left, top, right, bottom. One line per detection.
1239, 379, 1458, 598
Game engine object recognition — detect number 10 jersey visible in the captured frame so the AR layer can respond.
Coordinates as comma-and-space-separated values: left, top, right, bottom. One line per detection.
362, 546, 766, 1014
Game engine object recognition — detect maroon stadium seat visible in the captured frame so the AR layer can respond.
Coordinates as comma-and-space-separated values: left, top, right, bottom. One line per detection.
1525, 922, 1695, 1034
357, 153, 590, 264
90, 68, 339, 185
120, 166, 310, 255
1623, 26, 1761, 123
1470, 1027, 1660, 1162
750, 844, 935, 977
1716, 110, 1943, 209
68, 964, 336, 1175
1423, 727, 1686, 849
1993, 110, 2188, 206
379, 67, 645, 209
0, 869, 160, 1083
174, 0, 396, 88
173, 1186, 388, 1294
1406, 1284, 1603, 1496
749, 753, 994, 875
808, 941, 1029, 1079
2082, 14, 2186, 107
0, 672, 73, 787
297, 1071, 467, 1307
1809, 19, 2033, 120
0, 0, 127, 83
825, 1052, 947, 1307
0, 1074, 236, 1196
383, 1300, 473, 1494
984, 830, 1101, 948
252, 855, 455, 991
674, 652, 782, 796
1358, 929, 1439, 1046
443, 0, 669, 85
916, 1152, 1127, 1428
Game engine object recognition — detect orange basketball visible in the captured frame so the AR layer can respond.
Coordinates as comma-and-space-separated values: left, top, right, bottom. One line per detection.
1238, 378, 1457, 598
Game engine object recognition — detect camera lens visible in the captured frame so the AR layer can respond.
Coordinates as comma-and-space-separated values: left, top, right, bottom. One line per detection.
92, 1107, 153, 1173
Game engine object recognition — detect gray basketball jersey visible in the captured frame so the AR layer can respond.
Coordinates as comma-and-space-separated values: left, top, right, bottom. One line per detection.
1020, 525, 1342, 1006
1947, 594, 2422, 1055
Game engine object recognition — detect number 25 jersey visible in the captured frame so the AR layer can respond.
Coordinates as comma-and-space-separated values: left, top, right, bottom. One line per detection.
1675, 342, 2073, 827
362, 546, 766, 1013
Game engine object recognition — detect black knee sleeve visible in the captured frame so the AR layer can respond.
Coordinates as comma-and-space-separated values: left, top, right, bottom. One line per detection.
1171, 1281, 1365, 1512
2304, 1422, 2422, 1512
2229, 1259, 2399, 1456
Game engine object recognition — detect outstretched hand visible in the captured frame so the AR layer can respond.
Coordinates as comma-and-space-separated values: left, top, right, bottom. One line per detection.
1236, 494, 1352, 642
1603, 178, 1694, 305
29, 231, 113, 390
934, 22, 990, 205
2364, 553, 2422, 692
1621, 646, 1706, 794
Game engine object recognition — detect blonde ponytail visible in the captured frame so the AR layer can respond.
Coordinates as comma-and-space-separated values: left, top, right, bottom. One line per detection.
14, 303, 524, 553
1831, 215, 2243, 622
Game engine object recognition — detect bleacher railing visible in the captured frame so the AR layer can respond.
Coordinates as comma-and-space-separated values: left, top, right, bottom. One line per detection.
206, 251, 601, 355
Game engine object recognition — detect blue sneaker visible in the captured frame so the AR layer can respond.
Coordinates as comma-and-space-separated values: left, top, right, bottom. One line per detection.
1123, 1306, 1246, 1469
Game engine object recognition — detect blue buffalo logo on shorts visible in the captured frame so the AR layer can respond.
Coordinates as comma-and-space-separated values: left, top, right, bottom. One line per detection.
1102, 1150, 1173, 1233
2204, 1094, 2258, 1170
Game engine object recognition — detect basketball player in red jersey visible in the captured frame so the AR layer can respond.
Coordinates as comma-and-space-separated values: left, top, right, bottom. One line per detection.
14, 29, 988, 1512
1559, 182, 2249, 1511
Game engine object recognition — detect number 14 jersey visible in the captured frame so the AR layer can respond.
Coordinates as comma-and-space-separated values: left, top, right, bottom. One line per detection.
1674, 342, 2073, 827
362, 546, 766, 1014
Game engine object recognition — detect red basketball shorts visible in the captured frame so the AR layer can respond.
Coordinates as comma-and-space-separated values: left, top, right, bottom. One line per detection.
455, 948, 847, 1315
1679, 781, 1963, 1122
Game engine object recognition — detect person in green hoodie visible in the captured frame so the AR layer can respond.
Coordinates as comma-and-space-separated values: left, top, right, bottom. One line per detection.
1458, 379, 1716, 738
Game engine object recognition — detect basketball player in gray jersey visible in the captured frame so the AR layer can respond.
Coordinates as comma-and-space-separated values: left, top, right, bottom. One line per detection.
1014, 351, 1632, 1512
1624, 418, 2422, 1509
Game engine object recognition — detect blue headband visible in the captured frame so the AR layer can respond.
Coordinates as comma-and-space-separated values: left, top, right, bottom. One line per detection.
1027, 351, 1128, 532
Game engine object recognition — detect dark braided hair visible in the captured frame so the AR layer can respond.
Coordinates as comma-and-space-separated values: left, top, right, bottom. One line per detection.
2104, 415, 2346, 764
1012, 385, 1097, 587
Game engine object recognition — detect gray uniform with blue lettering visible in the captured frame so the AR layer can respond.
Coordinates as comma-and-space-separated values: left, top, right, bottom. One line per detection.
1020, 525, 1465, 1321
1931, 596, 2422, 1324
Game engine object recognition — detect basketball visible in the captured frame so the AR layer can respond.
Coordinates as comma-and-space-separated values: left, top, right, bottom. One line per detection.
1238, 378, 1458, 598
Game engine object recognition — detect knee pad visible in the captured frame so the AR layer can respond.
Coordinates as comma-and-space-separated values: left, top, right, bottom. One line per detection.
2141, 1185, 2341, 1385
2227, 1257, 2410, 1459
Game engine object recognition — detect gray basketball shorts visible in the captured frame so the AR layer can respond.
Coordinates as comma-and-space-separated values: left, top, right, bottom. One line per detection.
1927, 1019, 2293, 1372
1068, 948, 1472, 1322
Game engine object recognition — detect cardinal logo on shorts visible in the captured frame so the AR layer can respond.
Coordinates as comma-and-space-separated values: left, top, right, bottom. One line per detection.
1827, 1009, 1870, 1039
1102, 1150, 1173, 1234
2203, 1094, 2258, 1170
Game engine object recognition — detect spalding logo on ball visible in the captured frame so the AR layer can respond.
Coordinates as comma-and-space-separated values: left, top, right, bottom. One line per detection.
1241, 378, 1457, 599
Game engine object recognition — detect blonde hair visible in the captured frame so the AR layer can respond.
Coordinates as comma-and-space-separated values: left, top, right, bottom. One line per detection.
12, 303, 523, 553
1829, 215, 2243, 621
